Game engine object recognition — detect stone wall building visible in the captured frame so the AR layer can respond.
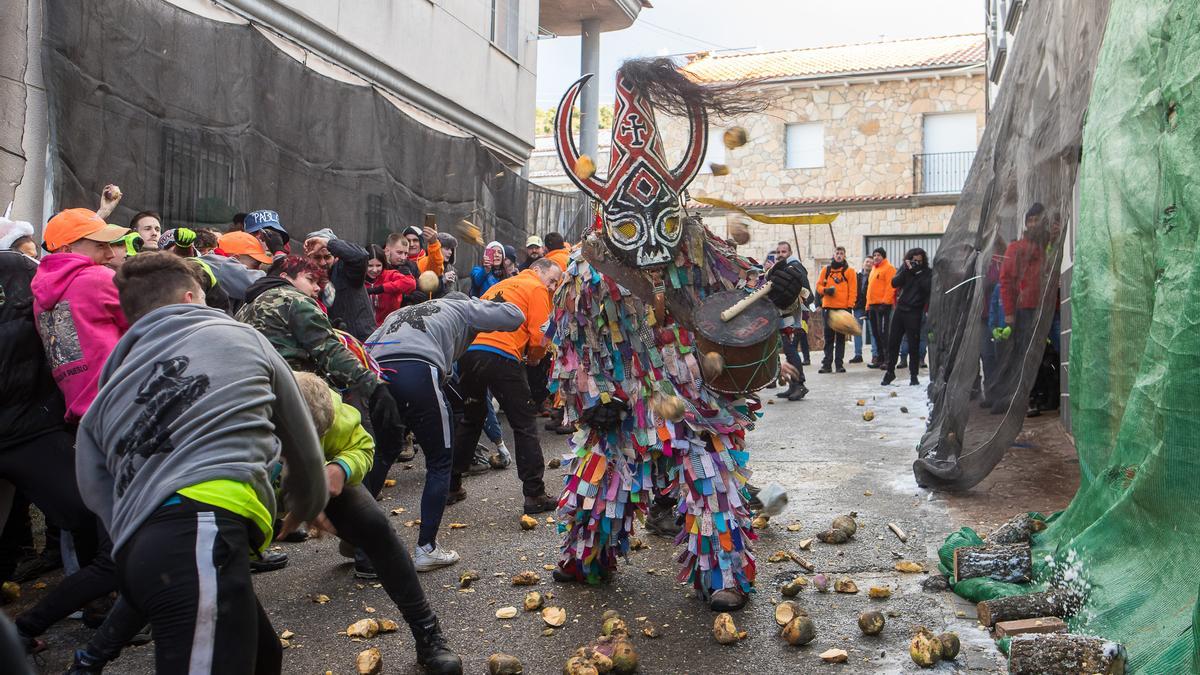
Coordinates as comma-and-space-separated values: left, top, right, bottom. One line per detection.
530, 33, 986, 270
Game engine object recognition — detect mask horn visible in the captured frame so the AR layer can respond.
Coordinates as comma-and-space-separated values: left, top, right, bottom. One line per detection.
665, 97, 709, 193
554, 74, 609, 201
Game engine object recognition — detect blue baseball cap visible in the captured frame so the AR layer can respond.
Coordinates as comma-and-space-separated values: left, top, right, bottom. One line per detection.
244, 210, 290, 243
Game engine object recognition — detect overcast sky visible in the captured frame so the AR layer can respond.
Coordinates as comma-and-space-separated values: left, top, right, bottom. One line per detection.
536, 0, 984, 108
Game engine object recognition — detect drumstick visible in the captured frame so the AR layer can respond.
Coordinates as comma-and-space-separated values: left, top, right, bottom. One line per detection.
721, 281, 774, 322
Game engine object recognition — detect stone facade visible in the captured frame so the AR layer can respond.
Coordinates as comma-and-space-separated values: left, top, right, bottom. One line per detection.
528, 69, 985, 267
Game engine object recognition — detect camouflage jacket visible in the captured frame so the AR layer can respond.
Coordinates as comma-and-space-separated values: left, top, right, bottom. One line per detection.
235, 278, 379, 399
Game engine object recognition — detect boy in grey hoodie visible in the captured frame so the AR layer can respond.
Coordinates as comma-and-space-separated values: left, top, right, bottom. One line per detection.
362, 292, 524, 573
74, 253, 327, 674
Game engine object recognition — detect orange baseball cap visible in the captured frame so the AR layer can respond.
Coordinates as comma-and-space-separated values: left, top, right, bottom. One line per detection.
218, 231, 273, 265
43, 208, 130, 251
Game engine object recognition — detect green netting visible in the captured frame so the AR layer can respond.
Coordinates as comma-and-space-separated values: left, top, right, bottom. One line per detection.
940, 2, 1200, 671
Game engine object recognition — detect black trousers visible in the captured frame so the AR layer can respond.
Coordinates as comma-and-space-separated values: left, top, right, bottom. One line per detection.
116, 498, 280, 675
526, 359, 552, 409
326, 485, 436, 626
9, 430, 115, 637
867, 304, 893, 364
450, 350, 545, 497
886, 308, 924, 379
821, 309, 847, 368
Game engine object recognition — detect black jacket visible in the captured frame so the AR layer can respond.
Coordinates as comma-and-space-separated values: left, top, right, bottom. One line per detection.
324, 239, 374, 340
892, 261, 932, 311
0, 252, 67, 447
854, 269, 870, 311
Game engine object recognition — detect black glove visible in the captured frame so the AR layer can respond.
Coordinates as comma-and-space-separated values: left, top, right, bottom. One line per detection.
368, 383, 400, 434
766, 261, 808, 309
581, 397, 628, 431
366, 285, 383, 295
823, 286, 836, 296
261, 228, 287, 256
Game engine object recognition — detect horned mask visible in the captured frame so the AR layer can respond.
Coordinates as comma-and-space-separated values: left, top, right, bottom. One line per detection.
554, 68, 708, 268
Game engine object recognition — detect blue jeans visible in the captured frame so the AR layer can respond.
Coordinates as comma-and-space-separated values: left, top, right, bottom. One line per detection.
852, 308, 869, 358
381, 359, 454, 547
483, 394, 503, 445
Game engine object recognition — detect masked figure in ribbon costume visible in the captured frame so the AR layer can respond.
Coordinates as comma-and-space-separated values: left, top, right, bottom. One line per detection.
547, 59, 809, 611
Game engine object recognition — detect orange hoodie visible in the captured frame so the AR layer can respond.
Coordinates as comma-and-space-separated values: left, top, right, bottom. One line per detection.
413, 238, 444, 276
471, 269, 552, 362
816, 263, 857, 310
544, 246, 570, 272
866, 259, 897, 306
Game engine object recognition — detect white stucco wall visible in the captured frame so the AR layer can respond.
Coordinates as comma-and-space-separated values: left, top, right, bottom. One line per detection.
274, 0, 538, 155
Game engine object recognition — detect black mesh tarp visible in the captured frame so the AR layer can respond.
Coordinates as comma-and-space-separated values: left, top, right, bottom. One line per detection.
913, 0, 1111, 490
1, 0, 29, 208
40, 0, 588, 272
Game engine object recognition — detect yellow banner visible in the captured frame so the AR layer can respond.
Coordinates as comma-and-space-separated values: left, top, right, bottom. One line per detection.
692, 196, 839, 225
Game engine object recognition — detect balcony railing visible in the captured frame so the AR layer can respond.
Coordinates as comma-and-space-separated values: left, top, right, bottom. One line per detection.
913, 151, 976, 194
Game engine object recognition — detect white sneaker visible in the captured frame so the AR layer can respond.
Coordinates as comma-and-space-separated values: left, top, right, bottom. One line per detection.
414, 542, 460, 572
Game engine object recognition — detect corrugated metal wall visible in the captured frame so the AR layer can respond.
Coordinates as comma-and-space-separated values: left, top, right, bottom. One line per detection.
863, 234, 944, 263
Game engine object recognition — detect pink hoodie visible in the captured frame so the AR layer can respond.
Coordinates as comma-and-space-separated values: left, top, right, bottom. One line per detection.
31, 253, 129, 423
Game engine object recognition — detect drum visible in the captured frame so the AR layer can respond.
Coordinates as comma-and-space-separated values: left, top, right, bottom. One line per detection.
693, 289, 781, 394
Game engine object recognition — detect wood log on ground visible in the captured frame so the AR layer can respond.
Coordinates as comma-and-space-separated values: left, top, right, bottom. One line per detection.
953, 543, 1032, 583
994, 617, 1067, 638
1008, 634, 1126, 674
988, 514, 1043, 544
977, 591, 1071, 627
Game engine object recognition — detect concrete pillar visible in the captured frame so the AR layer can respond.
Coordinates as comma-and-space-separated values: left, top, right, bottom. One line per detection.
579, 18, 600, 160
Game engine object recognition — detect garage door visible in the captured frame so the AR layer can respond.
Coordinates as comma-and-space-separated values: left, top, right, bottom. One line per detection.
863, 234, 943, 264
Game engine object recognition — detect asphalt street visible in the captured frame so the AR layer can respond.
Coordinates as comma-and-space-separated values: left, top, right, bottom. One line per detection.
20, 366, 1006, 674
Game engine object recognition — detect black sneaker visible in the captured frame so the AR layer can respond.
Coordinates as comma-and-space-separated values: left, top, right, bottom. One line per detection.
848, 356, 863, 364
867, 361, 880, 369
354, 554, 379, 580
787, 384, 809, 401
67, 649, 107, 674
817, 366, 832, 374
801, 358, 811, 366
523, 494, 557, 515
12, 549, 62, 583
835, 365, 846, 373
910, 376, 920, 386
881, 371, 896, 386
250, 550, 288, 573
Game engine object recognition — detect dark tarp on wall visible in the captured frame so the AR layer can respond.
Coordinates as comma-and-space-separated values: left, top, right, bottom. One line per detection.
40, 0, 588, 270
913, 0, 1111, 490
1, 0, 29, 208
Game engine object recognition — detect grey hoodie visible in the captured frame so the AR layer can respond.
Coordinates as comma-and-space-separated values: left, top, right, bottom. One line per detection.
365, 295, 525, 376
199, 253, 265, 304
75, 303, 327, 553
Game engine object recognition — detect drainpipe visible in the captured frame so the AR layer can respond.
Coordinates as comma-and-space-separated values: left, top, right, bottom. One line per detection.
579, 18, 600, 160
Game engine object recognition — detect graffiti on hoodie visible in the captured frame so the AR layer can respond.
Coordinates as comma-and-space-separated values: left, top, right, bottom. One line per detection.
114, 356, 210, 497
37, 302, 84, 370
382, 301, 441, 334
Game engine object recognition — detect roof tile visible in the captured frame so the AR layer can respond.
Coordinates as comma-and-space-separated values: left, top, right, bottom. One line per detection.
681, 34, 985, 84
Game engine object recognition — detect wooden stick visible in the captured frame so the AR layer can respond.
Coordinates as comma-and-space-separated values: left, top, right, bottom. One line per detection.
887, 522, 908, 543
720, 282, 774, 322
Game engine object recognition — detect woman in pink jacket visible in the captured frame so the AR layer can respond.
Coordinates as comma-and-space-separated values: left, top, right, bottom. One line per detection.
31, 209, 131, 425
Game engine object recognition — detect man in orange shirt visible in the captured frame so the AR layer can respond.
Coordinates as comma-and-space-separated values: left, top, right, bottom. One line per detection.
865, 247, 897, 369
447, 258, 563, 514
815, 246, 857, 373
